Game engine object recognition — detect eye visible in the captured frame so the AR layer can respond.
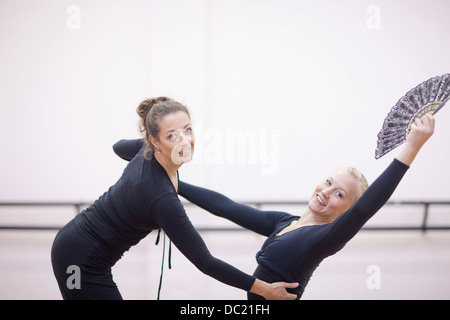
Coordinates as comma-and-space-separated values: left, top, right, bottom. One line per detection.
169, 134, 178, 141
185, 128, 192, 135
335, 191, 343, 199
326, 179, 332, 186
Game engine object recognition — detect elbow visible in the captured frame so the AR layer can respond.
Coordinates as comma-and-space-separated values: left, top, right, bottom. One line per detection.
112, 140, 123, 154
191, 252, 218, 275
112, 140, 132, 161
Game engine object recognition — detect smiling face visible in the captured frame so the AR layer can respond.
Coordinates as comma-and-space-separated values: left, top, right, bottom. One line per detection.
150, 110, 194, 167
308, 170, 359, 222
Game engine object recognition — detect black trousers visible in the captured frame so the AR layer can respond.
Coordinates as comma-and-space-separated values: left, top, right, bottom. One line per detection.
51, 218, 123, 300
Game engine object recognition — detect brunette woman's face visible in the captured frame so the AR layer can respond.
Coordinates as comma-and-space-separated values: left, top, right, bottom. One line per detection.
307, 170, 358, 222
152, 111, 194, 165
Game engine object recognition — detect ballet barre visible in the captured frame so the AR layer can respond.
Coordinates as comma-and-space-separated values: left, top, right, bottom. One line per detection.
0, 200, 450, 232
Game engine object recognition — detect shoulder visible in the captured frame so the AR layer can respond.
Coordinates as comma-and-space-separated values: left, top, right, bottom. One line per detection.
276, 211, 299, 226
121, 157, 176, 201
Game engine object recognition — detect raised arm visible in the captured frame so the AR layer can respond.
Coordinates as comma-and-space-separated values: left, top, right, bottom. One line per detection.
322, 114, 435, 249
178, 181, 296, 237
154, 194, 298, 299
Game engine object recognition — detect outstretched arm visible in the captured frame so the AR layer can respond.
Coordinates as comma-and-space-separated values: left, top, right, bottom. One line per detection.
154, 194, 298, 300
323, 114, 436, 249
179, 181, 296, 237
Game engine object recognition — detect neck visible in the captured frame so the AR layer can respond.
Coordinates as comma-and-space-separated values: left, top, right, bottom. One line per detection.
154, 153, 180, 181
299, 209, 333, 226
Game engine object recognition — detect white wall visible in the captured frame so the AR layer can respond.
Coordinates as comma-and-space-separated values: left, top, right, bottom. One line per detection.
0, 0, 449, 300
1, 0, 449, 202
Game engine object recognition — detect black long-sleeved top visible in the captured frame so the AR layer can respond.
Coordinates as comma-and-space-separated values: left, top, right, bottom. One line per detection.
77, 140, 256, 292
113, 139, 410, 298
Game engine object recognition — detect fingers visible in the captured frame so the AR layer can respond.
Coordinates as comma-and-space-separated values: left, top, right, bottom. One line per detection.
412, 114, 435, 132
427, 114, 436, 130
397, 114, 435, 166
280, 282, 299, 300
418, 113, 432, 125
268, 282, 299, 300
286, 293, 298, 300
422, 114, 435, 133
281, 282, 299, 288
406, 113, 435, 150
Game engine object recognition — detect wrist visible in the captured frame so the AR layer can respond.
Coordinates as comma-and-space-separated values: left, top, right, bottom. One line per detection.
249, 278, 269, 298
396, 142, 419, 166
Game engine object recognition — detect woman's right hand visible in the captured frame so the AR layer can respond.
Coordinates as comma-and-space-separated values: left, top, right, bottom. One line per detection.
250, 278, 299, 300
406, 114, 435, 150
263, 281, 299, 300
396, 114, 435, 166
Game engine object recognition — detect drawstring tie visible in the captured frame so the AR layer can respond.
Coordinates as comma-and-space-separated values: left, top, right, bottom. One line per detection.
155, 228, 172, 300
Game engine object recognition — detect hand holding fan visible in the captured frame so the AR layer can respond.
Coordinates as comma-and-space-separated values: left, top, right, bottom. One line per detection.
375, 73, 450, 159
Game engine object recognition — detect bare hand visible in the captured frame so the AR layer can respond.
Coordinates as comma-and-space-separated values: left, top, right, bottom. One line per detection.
263, 281, 299, 300
406, 114, 435, 150
397, 114, 435, 166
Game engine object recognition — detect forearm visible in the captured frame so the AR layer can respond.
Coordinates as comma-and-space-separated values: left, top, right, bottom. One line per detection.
155, 195, 256, 292
250, 279, 270, 298
179, 181, 289, 236
395, 140, 421, 166
356, 159, 409, 215
194, 252, 256, 292
178, 181, 252, 221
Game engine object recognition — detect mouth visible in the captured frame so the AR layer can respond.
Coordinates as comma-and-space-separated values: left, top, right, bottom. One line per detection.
316, 194, 326, 207
179, 148, 191, 157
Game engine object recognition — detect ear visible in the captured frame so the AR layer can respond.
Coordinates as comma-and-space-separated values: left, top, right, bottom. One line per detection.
149, 135, 160, 152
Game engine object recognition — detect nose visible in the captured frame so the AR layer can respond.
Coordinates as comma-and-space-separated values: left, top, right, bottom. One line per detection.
178, 132, 190, 145
321, 187, 332, 199
177, 133, 184, 142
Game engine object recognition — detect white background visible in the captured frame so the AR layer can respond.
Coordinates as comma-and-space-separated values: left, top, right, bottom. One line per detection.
1, 0, 449, 202
0, 0, 449, 300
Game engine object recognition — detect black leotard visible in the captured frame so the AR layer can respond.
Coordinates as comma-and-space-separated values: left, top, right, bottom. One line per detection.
112, 139, 410, 299
51, 140, 255, 299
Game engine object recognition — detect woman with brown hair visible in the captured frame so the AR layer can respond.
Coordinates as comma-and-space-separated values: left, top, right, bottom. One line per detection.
51, 97, 298, 300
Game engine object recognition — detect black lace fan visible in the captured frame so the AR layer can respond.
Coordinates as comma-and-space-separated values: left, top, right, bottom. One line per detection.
375, 73, 450, 159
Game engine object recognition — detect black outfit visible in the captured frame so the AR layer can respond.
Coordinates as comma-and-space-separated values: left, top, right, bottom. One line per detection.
78, 139, 409, 300
178, 159, 409, 299
51, 141, 255, 299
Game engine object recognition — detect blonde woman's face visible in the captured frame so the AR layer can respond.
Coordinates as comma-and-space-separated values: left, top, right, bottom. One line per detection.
308, 171, 358, 221
152, 111, 194, 165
